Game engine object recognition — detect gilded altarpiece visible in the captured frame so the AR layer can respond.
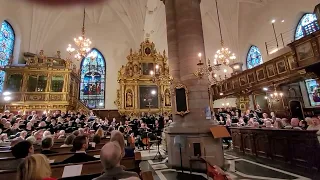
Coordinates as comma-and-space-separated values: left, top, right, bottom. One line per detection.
115, 39, 172, 116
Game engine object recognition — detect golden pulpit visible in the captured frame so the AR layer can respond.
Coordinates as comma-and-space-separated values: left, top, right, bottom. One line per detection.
115, 39, 172, 116
0, 50, 89, 113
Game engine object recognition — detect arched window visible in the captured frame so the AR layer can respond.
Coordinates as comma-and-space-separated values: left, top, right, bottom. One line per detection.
0, 21, 15, 92
295, 13, 318, 40
246, 45, 263, 69
80, 49, 106, 109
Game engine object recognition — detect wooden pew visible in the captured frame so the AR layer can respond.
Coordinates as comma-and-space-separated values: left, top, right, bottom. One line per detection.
229, 127, 320, 170
0, 152, 143, 179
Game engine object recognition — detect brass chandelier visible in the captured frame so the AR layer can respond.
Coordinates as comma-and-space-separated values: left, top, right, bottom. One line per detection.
66, 8, 94, 61
213, 0, 236, 67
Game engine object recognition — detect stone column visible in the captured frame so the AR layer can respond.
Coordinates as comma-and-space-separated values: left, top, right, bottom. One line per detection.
163, 0, 224, 169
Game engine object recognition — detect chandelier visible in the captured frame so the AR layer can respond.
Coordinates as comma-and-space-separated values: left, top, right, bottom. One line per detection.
264, 84, 284, 102
66, 8, 93, 61
213, 0, 236, 67
194, 53, 217, 79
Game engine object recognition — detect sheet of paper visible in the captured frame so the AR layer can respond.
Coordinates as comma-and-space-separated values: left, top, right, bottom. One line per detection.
62, 164, 83, 178
90, 142, 96, 148
94, 155, 100, 158
49, 159, 55, 163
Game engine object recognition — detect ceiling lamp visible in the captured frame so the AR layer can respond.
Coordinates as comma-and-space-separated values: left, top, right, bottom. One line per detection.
265, 83, 283, 102
213, 0, 236, 67
67, 8, 94, 61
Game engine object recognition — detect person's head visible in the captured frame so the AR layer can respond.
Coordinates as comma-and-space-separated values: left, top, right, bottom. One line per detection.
11, 140, 34, 158
26, 136, 36, 144
42, 130, 51, 138
64, 134, 76, 145
291, 118, 300, 127
281, 118, 289, 126
38, 121, 46, 128
72, 135, 89, 151
41, 136, 54, 150
72, 130, 80, 136
17, 154, 51, 180
20, 131, 27, 139
96, 128, 104, 137
247, 119, 254, 126
219, 116, 223, 121
305, 117, 312, 125
226, 119, 231, 126
270, 112, 275, 117
59, 130, 65, 136
4, 121, 11, 128
299, 120, 308, 128
93, 134, 101, 144
262, 113, 268, 119
274, 119, 283, 129
312, 117, 319, 126
110, 130, 125, 155
100, 141, 122, 169
26, 122, 33, 129
253, 122, 259, 128
265, 120, 272, 128
78, 128, 84, 135
0, 133, 8, 141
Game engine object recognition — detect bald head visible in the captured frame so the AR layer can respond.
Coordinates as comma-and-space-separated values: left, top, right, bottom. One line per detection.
100, 141, 122, 169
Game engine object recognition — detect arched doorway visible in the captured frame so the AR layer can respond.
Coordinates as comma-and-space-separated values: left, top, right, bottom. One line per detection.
289, 100, 304, 119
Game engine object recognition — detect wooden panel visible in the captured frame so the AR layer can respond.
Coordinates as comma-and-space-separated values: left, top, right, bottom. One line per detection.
230, 127, 320, 170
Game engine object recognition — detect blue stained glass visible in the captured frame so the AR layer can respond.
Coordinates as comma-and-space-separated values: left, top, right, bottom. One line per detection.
295, 13, 318, 40
246, 45, 263, 69
0, 21, 15, 93
80, 48, 106, 109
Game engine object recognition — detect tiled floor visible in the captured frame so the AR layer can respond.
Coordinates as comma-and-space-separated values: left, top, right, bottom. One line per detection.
137, 145, 313, 180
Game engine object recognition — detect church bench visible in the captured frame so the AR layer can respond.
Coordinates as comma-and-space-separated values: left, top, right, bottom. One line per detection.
229, 127, 320, 170
0, 154, 143, 179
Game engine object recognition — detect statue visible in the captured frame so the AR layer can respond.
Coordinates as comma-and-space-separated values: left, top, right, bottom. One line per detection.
165, 90, 171, 106
126, 90, 133, 107
133, 64, 138, 74
120, 65, 126, 76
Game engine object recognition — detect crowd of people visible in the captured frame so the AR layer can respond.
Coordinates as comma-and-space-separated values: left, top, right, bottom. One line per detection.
214, 106, 320, 131
0, 109, 172, 180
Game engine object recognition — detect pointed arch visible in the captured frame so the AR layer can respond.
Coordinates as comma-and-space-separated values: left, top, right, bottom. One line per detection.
246, 45, 263, 69
80, 48, 106, 109
0, 20, 15, 93
295, 13, 318, 40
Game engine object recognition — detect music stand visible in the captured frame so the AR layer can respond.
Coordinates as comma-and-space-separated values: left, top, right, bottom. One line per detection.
153, 136, 163, 160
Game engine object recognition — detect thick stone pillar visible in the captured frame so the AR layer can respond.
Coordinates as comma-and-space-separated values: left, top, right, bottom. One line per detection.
163, 0, 224, 170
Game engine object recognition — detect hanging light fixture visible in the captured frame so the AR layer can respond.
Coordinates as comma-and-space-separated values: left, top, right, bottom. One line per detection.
67, 8, 95, 61
264, 83, 284, 102
213, 0, 236, 67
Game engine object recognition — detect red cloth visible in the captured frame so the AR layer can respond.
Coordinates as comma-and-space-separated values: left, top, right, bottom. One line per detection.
42, 177, 57, 180
207, 163, 230, 180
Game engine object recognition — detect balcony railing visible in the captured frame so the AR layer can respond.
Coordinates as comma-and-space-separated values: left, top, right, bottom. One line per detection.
265, 21, 320, 55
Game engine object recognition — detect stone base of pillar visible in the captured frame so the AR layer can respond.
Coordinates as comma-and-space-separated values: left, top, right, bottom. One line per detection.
165, 126, 224, 171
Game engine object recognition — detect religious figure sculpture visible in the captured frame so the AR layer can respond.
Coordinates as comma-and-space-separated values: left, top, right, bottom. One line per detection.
126, 90, 133, 107
165, 90, 171, 106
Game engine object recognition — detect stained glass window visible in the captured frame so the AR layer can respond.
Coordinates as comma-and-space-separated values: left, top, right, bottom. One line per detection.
246, 45, 263, 69
0, 21, 15, 93
80, 49, 105, 109
295, 13, 318, 40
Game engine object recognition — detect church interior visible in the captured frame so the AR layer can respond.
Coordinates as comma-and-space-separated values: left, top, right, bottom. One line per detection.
1, 0, 320, 179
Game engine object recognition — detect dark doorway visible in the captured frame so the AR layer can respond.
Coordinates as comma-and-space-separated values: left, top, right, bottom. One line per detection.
290, 101, 304, 120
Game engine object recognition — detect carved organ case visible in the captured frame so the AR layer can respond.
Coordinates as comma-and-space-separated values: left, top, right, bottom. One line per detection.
115, 39, 172, 116
0, 51, 89, 113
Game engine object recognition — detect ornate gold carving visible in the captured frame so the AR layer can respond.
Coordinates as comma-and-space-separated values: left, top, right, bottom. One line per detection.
115, 39, 172, 116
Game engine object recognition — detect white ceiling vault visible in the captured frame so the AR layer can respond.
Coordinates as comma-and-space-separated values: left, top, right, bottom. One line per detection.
0, 0, 318, 109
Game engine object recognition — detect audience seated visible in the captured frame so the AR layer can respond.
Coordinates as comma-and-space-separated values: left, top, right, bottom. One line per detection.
110, 130, 135, 158
60, 134, 75, 147
61, 135, 98, 164
17, 154, 57, 180
93, 141, 139, 180
0, 140, 34, 170
41, 136, 57, 155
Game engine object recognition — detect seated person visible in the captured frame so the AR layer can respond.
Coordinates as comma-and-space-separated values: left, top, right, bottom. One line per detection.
93, 141, 139, 180
284, 118, 302, 130
0, 140, 34, 170
88, 134, 101, 150
41, 136, 58, 154
61, 135, 98, 164
110, 130, 134, 158
17, 154, 57, 180
60, 134, 75, 147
